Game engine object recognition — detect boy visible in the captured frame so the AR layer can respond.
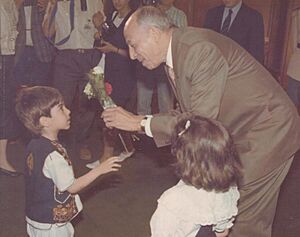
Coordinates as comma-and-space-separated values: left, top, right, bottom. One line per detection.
15, 86, 121, 237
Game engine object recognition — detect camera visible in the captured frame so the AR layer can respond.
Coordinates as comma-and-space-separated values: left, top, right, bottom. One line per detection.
141, 0, 160, 6
100, 20, 117, 41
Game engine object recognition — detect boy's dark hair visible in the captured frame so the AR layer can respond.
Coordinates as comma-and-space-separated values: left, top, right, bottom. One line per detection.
15, 86, 63, 135
171, 115, 243, 192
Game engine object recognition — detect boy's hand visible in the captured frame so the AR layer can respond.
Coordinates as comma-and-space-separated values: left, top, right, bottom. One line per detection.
95, 156, 121, 175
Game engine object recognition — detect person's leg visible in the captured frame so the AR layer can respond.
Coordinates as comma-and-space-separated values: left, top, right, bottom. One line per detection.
0, 140, 16, 172
196, 226, 216, 237
31, 54, 52, 86
229, 157, 294, 237
0, 55, 18, 172
14, 47, 32, 86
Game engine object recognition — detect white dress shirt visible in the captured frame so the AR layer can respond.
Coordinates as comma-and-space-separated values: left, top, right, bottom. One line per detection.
51, 0, 103, 50
0, 0, 18, 55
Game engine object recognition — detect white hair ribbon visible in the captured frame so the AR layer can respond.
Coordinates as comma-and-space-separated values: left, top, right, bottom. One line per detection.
178, 120, 191, 137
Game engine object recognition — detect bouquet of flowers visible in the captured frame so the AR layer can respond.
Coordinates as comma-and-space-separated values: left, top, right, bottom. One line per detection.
84, 66, 115, 109
84, 65, 134, 153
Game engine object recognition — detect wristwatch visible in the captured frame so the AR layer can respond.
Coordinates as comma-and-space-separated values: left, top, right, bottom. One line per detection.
140, 117, 147, 133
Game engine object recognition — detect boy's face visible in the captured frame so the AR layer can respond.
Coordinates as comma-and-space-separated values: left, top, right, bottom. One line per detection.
48, 103, 71, 131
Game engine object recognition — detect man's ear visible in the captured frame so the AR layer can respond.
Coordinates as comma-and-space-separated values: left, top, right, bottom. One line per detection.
39, 116, 50, 128
149, 26, 161, 43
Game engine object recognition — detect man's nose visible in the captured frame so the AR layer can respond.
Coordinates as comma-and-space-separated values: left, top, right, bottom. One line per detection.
129, 47, 137, 60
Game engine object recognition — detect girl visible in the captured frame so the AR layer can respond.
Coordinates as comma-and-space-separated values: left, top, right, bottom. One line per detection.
150, 115, 243, 237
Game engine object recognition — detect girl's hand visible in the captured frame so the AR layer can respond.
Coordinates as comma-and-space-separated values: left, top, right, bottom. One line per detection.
95, 156, 121, 175
92, 11, 105, 30
96, 40, 118, 54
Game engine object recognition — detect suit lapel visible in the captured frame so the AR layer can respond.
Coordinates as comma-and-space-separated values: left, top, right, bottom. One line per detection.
171, 29, 188, 112
216, 6, 225, 32
228, 3, 245, 35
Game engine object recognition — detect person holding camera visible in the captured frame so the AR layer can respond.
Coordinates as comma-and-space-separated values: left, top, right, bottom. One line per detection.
42, 0, 104, 160
86, 0, 139, 169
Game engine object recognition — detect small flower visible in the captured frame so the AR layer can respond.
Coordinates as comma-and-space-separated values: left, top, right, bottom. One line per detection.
92, 65, 104, 75
105, 82, 112, 95
83, 82, 95, 99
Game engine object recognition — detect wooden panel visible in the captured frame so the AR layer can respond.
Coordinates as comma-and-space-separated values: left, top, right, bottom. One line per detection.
173, 0, 291, 83
192, 0, 222, 27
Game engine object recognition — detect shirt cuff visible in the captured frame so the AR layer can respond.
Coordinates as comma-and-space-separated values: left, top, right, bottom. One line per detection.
145, 115, 153, 138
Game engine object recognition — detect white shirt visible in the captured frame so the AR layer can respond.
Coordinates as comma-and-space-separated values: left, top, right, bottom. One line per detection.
24, 6, 34, 46
51, 0, 103, 50
144, 37, 173, 137
221, 1, 242, 30
0, 0, 18, 55
150, 180, 240, 237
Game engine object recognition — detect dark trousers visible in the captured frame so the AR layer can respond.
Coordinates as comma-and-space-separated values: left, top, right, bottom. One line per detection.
230, 157, 293, 237
196, 226, 216, 237
0, 55, 19, 139
53, 49, 102, 143
14, 46, 52, 86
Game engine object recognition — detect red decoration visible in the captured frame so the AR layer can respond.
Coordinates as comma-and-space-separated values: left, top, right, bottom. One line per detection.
105, 82, 112, 95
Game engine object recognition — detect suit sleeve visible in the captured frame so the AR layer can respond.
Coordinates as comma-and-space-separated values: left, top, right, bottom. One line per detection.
203, 9, 214, 29
151, 42, 228, 147
247, 12, 264, 64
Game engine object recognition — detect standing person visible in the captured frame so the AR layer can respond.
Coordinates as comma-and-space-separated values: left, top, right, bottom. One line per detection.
42, 0, 104, 160
15, 86, 121, 237
0, 0, 22, 177
86, 0, 138, 169
287, 8, 300, 115
150, 115, 242, 237
136, 0, 187, 116
203, 0, 264, 64
15, 0, 55, 87
102, 6, 300, 237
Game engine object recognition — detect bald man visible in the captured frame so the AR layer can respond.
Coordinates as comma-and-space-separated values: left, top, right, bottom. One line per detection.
102, 6, 300, 237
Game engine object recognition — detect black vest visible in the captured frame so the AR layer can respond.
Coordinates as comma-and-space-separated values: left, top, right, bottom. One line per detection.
25, 136, 78, 223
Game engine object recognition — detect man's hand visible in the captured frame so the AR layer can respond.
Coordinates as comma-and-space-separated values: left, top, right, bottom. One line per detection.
102, 107, 145, 132
96, 40, 117, 53
37, 0, 49, 12
94, 156, 121, 175
92, 11, 105, 30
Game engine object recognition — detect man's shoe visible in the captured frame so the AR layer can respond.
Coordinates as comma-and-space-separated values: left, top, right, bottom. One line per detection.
0, 167, 22, 177
117, 149, 135, 162
86, 160, 100, 169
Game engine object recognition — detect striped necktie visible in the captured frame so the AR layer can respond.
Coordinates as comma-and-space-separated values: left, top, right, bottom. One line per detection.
221, 9, 233, 34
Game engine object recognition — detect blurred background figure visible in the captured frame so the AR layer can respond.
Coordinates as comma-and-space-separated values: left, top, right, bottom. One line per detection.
86, 0, 139, 169
0, 0, 22, 177
42, 0, 104, 160
15, 0, 55, 87
203, 0, 264, 64
287, 8, 300, 115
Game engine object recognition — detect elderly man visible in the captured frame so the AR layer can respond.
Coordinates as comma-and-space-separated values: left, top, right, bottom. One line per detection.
102, 6, 300, 237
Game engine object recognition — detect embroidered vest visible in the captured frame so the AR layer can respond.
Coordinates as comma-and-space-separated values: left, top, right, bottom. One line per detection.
25, 136, 78, 224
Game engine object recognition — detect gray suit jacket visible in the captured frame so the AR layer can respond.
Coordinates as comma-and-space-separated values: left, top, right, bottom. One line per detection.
151, 27, 300, 184
15, 3, 55, 63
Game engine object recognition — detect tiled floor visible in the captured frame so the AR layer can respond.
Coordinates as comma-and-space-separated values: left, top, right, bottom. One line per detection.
1, 128, 300, 237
